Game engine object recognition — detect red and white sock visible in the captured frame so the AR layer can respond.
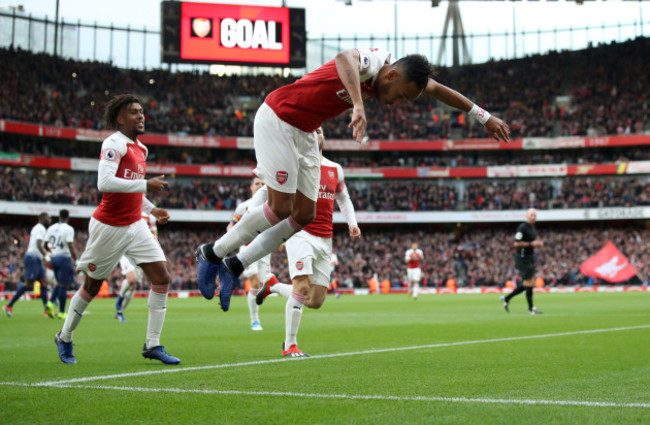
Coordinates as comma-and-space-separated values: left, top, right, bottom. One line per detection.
213, 204, 278, 258
59, 287, 94, 342
271, 283, 293, 299
285, 292, 305, 348
238, 216, 301, 269
146, 284, 169, 349
248, 289, 260, 323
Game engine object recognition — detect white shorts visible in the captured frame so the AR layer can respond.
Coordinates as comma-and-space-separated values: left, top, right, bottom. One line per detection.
286, 230, 332, 288
241, 253, 272, 282
78, 217, 166, 280
407, 268, 422, 283
253, 102, 321, 202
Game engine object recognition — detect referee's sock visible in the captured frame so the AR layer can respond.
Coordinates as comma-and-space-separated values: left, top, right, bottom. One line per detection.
505, 285, 525, 302
525, 287, 534, 310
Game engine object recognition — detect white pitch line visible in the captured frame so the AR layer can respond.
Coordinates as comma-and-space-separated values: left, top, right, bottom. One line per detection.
1, 383, 649, 409
35, 324, 650, 387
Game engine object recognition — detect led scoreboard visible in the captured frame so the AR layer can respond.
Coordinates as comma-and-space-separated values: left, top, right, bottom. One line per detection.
161, 1, 306, 67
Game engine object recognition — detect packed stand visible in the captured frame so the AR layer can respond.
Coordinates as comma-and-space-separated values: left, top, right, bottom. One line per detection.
2, 224, 648, 292
1, 37, 649, 139
3, 166, 650, 211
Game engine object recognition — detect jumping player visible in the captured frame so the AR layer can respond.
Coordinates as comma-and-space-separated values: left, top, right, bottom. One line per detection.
54, 94, 179, 364
196, 48, 510, 312
256, 126, 361, 357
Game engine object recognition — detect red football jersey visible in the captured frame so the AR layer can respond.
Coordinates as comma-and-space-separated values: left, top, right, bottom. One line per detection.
265, 48, 391, 133
93, 132, 148, 226
303, 158, 346, 238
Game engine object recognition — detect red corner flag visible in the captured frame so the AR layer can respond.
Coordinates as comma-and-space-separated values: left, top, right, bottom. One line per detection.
579, 240, 638, 283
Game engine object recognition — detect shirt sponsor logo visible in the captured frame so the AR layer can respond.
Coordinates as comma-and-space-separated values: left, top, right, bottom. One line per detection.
276, 171, 288, 185
123, 169, 145, 180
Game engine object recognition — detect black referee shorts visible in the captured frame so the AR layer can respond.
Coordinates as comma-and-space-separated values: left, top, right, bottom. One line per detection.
515, 258, 536, 280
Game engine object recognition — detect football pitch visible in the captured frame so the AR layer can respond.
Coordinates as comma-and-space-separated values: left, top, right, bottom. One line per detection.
1, 291, 648, 424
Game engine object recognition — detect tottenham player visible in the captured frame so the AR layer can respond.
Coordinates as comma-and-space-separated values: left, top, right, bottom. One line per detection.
501, 208, 544, 314
115, 213, 157, 323
196, 49, 510, 312
54, 94, 179, 364
256, 127, 361, 357
405, 242, 424, 300
45, 209, 77, 319
3, 213, 51, 318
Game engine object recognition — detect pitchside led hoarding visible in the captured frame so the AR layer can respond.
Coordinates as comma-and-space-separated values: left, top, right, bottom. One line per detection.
161, 1, 306, 67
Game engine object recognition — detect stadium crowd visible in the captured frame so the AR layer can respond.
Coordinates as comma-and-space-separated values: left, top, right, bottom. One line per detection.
1, 224, 648, 292
1, 37, 649, 139
5, 134, 650, 168
3, 167, 649, 211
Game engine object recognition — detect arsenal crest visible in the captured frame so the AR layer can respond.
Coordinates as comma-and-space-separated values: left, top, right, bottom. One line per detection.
88, 263, 96, 272
276, 171, 288, 185
296, 261, 303, 271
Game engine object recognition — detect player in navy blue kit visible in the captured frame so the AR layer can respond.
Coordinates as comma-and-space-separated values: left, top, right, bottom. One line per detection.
3, 213, 51, 318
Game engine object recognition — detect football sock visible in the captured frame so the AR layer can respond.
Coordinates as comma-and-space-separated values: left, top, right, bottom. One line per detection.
7, 283, 26, 307
39, 285, 48, 307
248, 289, 260, 323
505, 285, 525, 302
285, 292, 305, 348
58, 287, 68, 313
50, 285, 60, 303
146, 284, 169, 349
120, 281, 131, 297
525, 287, 534, 310
115, 295, 124, 311
213, 204, 279, 259
122, 288, 134, 311
413, 283, 419, 298
271, 283, 293, 299
238, 217, 302, 269
59, 287, 93, 342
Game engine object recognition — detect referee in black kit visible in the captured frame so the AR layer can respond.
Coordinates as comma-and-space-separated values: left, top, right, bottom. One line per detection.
501, 208, 543, 314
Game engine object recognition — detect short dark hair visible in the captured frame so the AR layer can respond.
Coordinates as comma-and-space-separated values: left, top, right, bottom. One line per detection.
103, 94, 141, 130
59, 209, 69, 219
393, 54, 438, 91
38, 212, 49, 221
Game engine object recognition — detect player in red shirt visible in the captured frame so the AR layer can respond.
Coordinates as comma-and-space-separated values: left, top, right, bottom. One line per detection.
54, 94, 179, 365
405, 243, 424, 300
255, 127, 361, 357
196, 49, 510, 312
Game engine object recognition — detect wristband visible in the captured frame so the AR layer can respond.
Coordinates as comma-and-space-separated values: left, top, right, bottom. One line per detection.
469, 104, 491, 125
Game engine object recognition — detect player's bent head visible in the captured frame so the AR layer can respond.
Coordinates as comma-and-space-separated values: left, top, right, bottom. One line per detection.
394, 54, 438, 91
104, 94, 142, 130
59, 209, 69, 220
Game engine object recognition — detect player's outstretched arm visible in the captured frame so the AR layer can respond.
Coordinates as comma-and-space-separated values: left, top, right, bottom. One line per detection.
335, 49, 367, 143
424, 79, 510, 143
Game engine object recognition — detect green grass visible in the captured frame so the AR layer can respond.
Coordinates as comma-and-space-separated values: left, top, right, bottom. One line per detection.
1, 292, 649, 424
